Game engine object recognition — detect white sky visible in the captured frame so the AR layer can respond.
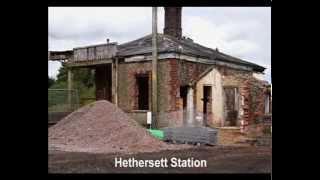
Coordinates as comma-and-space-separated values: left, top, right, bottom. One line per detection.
48, 7, 271, 82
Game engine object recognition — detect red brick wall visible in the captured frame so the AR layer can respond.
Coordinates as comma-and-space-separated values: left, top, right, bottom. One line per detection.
215, 66, 269, 135
238, 78, 270, 135
117, 59, 212, 128
179, 60, 209, 86
168, 59, 180, 111
118, 61, 152, 111
116, 59, 269, 131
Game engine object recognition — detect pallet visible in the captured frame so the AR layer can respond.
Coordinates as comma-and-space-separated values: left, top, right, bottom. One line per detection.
162, 127, 218, 145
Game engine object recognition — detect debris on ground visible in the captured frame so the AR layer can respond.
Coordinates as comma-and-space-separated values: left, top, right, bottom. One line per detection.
49, 100, 189, 154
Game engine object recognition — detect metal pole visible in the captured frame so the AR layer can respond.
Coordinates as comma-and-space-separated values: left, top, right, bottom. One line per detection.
152, 7, 158, 129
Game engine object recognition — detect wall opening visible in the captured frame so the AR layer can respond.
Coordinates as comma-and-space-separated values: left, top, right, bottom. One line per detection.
180, 86, 188, 124
202, 85, 212, 126
136, 75, 149, 110
223, 86, 239, 126
95, 64, 112, 101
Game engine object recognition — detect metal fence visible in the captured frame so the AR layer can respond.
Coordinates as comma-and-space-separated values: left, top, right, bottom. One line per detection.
48, 89, 80, 126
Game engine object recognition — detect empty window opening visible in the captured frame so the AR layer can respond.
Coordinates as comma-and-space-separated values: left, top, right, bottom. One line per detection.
224, 87, 239, 126
137, 75, 149, 110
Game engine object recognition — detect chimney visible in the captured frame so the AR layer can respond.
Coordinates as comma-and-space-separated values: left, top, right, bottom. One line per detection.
164, 7, 182, 39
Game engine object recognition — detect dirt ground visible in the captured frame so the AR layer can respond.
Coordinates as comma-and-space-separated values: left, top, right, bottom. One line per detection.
48, 145, 271, 173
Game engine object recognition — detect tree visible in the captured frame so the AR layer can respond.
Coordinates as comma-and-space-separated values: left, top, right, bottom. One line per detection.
50, 64, 96, 106
48, 76, 55, 88
56, 64, 94, 88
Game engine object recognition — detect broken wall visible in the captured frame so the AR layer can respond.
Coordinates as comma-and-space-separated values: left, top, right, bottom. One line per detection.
245, 77, 271, 136
196, 67, 224, 127
117, 59, 183, 128
195, 65, 269, 133
117, 58, 211, 128
217, 66, 252, 128
116, 58, 269, 132
219, 66, 270, 135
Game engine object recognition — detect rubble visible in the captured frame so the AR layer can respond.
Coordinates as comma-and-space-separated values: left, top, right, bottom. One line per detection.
49, 100, 189, 154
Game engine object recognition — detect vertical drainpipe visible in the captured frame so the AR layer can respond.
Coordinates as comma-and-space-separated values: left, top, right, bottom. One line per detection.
152, 7, 158, 129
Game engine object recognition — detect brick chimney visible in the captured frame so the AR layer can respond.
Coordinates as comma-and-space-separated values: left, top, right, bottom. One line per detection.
164, 7, 182, 39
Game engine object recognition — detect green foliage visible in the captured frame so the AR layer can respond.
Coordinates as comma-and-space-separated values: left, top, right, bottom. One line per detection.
50, 80, 67, 89
56, 64, 95, 88
48, 76, 55, 88
49, 64, 96, 107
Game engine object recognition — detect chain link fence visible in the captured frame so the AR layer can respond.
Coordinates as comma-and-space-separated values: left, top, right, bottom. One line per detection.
48, 89, 80, 126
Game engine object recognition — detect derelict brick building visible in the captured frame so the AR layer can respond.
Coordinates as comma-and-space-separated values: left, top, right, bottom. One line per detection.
49, 7, 271, 134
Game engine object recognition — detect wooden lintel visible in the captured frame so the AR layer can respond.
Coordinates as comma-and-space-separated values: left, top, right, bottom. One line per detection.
66, 59, 113, 67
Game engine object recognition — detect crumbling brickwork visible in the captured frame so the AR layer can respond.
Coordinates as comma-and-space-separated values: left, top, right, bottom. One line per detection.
215, 66, 269, 135
179, 60, 209, 86
217, 66, 252, 128
116, 59, 269, 131
117, 59, 181, 128
245, 77, 270, 136
118, 61, 152, 111
239, 79, 252, 132
117, 59, 211, 128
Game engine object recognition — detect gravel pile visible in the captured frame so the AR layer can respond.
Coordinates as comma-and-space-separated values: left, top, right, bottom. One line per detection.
49, 100, 188, 154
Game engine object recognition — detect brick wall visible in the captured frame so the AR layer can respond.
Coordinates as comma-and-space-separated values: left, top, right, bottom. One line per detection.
118, 61, 152, 111
179, 60, 209, 86
117, 59, 210, 128
116, 59, 269, 131
215, 66, 269, 135
246, 78, 270, 136
117, 59, 181, 128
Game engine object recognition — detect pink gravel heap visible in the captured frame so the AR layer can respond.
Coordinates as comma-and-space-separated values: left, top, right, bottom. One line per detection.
49, 100, 186, 154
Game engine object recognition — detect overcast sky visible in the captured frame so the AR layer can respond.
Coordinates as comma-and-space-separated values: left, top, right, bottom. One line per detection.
48, 7, 271, 82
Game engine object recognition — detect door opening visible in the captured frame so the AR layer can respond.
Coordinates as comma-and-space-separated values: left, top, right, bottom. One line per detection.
202, 85, 212, 126
95, 64, 112, 101
180, 86, 188, 124
137, 75, 149, 110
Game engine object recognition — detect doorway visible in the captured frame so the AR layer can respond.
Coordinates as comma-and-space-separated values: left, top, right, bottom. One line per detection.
136, 75, 149, 110
202, 85, 212, 126
95, 64, 112, 101
180, 86, 188, 124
